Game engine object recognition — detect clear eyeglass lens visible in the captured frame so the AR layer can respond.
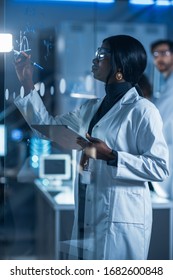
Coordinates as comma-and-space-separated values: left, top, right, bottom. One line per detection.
95, 48, 110, 61
153, 50, 171, 57
98, 53, 105, 60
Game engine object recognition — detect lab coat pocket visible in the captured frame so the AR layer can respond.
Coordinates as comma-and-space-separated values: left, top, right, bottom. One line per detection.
110, 189, 144, 225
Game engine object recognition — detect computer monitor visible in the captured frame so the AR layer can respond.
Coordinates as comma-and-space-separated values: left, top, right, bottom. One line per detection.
0, 124, 6, 156
39, 154, 71, 186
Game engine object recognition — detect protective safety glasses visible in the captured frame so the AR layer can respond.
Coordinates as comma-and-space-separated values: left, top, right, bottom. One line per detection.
152, 50, 172, 57
95, 47, 111, 61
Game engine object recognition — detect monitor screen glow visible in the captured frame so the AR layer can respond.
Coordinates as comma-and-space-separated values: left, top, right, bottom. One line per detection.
39, 154, 71, 182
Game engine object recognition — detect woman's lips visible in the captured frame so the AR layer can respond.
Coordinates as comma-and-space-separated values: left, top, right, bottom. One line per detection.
92, 65, 98, 72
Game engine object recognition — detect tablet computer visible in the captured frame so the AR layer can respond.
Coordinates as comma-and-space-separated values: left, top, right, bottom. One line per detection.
31, 124, 89, 150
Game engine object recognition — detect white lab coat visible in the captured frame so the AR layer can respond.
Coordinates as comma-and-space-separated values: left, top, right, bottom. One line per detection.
15, 86, 169, 260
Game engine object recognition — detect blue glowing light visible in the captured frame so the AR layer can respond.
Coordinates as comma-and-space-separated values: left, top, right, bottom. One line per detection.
58, 0, 114, 2
156, 0, 171, 5
129, 0, 154, 4
11, 129, 23, 142
15, 0, 114, 2
129, 0, 173, 5
30, 137, 51, 168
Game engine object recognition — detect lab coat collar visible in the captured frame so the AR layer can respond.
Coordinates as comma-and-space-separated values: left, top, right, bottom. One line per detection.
95, 86, 139, 109
95, 87, 139, 113
120, 87, 140, 105
91, 87, 140, 127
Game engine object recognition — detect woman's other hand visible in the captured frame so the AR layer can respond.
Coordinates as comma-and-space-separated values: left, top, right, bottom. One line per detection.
77, 133, 116, 161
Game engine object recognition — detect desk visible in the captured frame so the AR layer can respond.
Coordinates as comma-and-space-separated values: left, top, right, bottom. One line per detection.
35, 181, 173, 260
35, 180, 74, 259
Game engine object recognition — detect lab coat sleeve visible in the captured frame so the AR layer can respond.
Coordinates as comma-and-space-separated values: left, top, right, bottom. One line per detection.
14, 89, 83, 132
115, 106, 169, 182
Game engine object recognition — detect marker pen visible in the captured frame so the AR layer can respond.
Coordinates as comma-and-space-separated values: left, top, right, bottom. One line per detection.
13, 49, 44, 71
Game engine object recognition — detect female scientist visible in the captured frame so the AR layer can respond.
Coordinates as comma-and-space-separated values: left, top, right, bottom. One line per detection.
14, 35, 169, 260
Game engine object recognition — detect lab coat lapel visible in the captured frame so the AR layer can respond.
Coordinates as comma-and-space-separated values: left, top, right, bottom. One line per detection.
93, 88, 139, 126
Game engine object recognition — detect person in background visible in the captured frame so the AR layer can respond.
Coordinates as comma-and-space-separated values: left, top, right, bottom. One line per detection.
14, 35, 169, 260
150, 39, 173, 199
